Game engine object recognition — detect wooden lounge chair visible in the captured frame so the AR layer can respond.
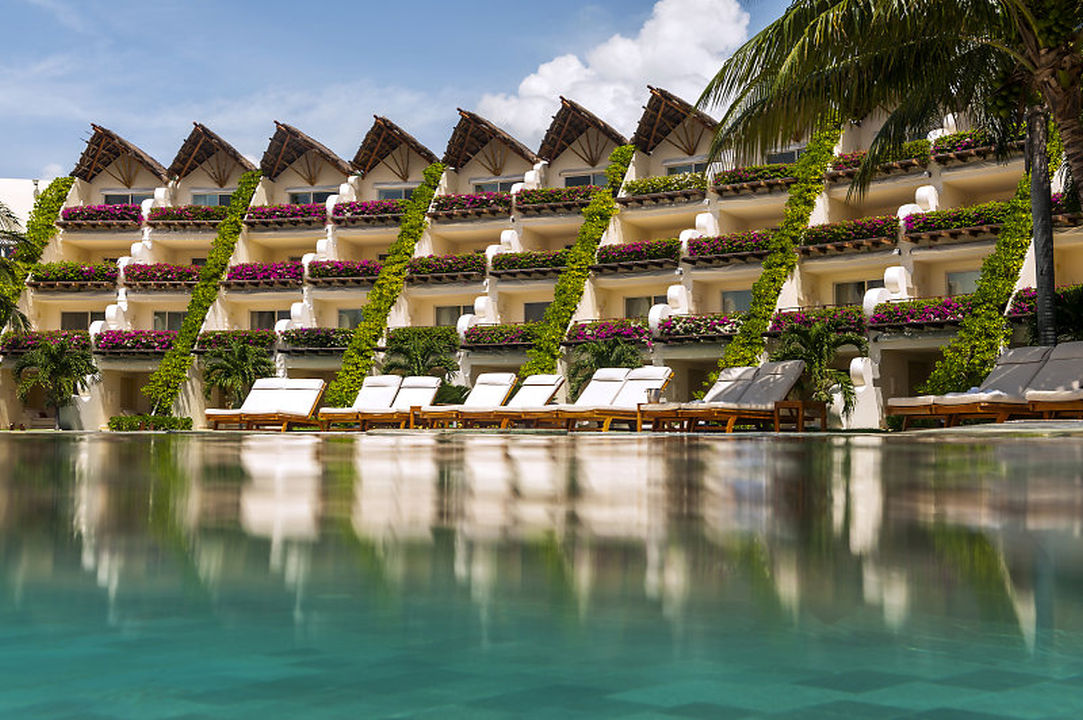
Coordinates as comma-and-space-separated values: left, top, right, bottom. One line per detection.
678, 360, 806, 432
206, 378, 325, 431
318, 375, 403, 430
414, 372, 518, 428
887, 346, 1052, 428
641, 366, 757, 431
456, 374, 565, 428
1026, 341, 1083, 418
349, 376, 441, 430
496, 368, 631, 429
562, 365, 673, 431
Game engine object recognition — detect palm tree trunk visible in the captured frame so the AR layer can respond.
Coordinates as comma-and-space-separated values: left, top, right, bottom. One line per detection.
1028, 108, 1056, 346
1036, 55, 1083, 208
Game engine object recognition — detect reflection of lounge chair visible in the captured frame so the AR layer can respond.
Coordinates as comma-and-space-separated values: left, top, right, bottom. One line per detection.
348, 376, 441, 431
498, 368, 631, 428
414, 372, 518, 428
1026, 342, 1083, 418
641, 366, 758, 431
457, 374, 565, 428
317, 375, 403, 430
206, 378, 326, 431
887, 346, 1052, 428
561, 366, 673, 431
678, 360, 806, 432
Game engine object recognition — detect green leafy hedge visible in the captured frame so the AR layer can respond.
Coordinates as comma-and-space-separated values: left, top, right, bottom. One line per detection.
323, 163, 445, 407
606, 145, 635, 193
623, 172, 707, 196
517, 145, 631, 377
108, 415, 193, 431
1, 177, 75, 310
141, 170, 262, 414
710, 122, 842, 380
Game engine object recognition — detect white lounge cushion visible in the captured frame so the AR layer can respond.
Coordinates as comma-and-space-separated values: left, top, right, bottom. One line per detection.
703, 366, 757, 404
934, 390, 1025, 406
887, 395, 936, 408
353, 375, 402, 410
370, 375, 441, 412
1026, 342, 1083, 392
1026, 388, 1083, 402
608, 366, 673, 409
737, 360, 805, 408
504, 374, 564, 408
462, 373, 517, 408
572, 368, 631, 407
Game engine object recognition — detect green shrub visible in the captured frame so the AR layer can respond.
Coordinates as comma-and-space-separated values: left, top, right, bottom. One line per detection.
714, 163, 796, 186
141, 170, 262, 414
623, 172, 707, 196
2, 177, 74, 310
323, 164, 445, 407
108, 415, 193, 431
606, 145, 635, 193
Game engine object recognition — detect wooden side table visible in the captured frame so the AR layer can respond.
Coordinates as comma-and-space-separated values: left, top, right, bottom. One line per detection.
773, 400, 828, 432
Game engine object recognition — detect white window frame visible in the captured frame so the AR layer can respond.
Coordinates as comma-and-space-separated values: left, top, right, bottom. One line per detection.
560, 168, 607, 187
286, 186, 338, 205
662, 156, 709, 175
190, 188, 236, 206
470, 175, 522, 193
101, 188, 155, 205
374, 182, 420, 200
765, 145, 807, 165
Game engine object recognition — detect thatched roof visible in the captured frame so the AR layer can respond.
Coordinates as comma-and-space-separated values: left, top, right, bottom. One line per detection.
71, 124, 168, 184
442, 109, 539, 171
167, 123, 255, 181
260, 122, 352, 180
631, 86, 718, 155
537, 97, 627, 163
351, 116, 438, 178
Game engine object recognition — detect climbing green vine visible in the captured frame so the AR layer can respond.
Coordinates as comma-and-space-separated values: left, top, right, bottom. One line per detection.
323, 163, 444, 408
517, 145, 632, 377
706, 122, 842, 384
1, 176, 75, 308
142, 170, 261, 414
919, 132, 1062, 394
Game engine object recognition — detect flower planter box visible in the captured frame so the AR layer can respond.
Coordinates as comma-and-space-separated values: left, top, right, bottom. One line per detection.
592, 239, 681, 274
657, 314, 742, 343
406, 254, 486, 284
768, 306, 866, 335
406, 270, 486, 285
617, 188, 706, 208
798, 236, 897, 256
280, 327, 352, 355
826, 157, 926, 181
590, 257, 679, 274
867, 296, 972, 332
222, 262, 304, 290
195, 330, 277, 353
429, 193, 512, 221
26, 279, 116, 292
684, 232, 772, 267
905, 224, 1002, 246
123, 264, 200, 291
461, 322, 540, 350
57, 204, 142, 230
0, 330, 90, 355
932, 135, 1024, 165
94, 330, 177, 355
489, 250, 568, 280
489, 266, 566, 280
307, 260, 383, 287
713, 177, 797, 196
27, 262, 118, 291
146, 206, 227, 229
563, 318, 651, 345
332, 200, 404, 227
245, 204, 327, 229
515, 187, 597, 216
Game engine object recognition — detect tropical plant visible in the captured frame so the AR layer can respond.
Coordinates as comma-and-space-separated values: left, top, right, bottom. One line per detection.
595, 238, 681, 264
431, 192, 512, 213
379, 328, 459, 382
622, 173, 708, 195
14, 336, 99, 429
769, 322, 868, 417
200, 338, 275, 409
0, 200, 24, 246
0, 256, 29, 333
566, 338, 643, 400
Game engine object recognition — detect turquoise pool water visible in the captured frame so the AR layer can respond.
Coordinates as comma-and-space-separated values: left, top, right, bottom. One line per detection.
2, 432, 1083, 718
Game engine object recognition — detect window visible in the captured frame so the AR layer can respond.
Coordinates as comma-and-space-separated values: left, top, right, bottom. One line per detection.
666, 162, 708, 175
564, 172, 607, 187
766, 147, 806, 165
524, 301, 550, 323
338, 309, 364, 329
722, 290, 753, 315
435, 305, 472, 327
191, 257, 207, 266
472, 178, 519, 193
250, 310, 290, 330
103, 191, 153, 205
288, 190, 335, 204
60, 311, 105, 331
153, 311, 186, 332
834, 279, 884, 306
376, 185, 417, 200
191, 192, 233, 206
947, 270, 980, 296
624, 295, 667, 318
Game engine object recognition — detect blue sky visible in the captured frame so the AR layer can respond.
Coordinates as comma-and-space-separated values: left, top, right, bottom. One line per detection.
0, 0, 788, 179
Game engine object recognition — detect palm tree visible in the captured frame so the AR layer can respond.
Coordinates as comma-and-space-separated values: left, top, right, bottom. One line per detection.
0, 200, 24, 247
201, 339, 274, 408
0, 200, 30, 333
14, 337, 100, 429
566, 337, 643, 400
769, 323, 868, 416
379, 331, 459, 382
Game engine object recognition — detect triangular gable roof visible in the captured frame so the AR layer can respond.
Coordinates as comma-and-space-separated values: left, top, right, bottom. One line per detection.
260, 122, 352, 180
442, 109, 539, 171
351, 116, 438, 178
537, 97, 628, 164
167, 123, 255, 181
71, 124, 169, 184
631, 86, 718, 155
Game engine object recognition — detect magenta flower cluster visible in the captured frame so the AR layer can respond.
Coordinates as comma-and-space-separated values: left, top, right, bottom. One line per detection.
769, 306, 866, 334
61, 204, 142, 223
407, 253, 486, 275
566, 318, 651, 343
225, 261, 304, 282
463, 322, 540, 345
595, 238, 681, 264
431, 193, 512, 213
714, 163, 795, 186
0, 330, 90, 354
148, 205, 228, 222
1052, 193, 1068, 214
196, 330, 277, 350
1008, 284, 1083, 316
491, 249, 569, 271
308, 259, 383, 279
281, 327, 353, 348
904, 201, 1010, 234
124, 263, 200, 283
804, 215, 898, 245
515, 186, 599, 205
31, 262, 118, 283
332, 200, 405, 217
931, 130, 992, 154
95, 330, 177, 352
246, 204, 327, 221
868, 296, 973, 326
657, 313, 742, 338
832, 151, 868, 171
687, 230, 772, 256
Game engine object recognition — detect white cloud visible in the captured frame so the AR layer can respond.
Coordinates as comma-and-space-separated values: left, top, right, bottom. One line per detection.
477, 0, 749, 144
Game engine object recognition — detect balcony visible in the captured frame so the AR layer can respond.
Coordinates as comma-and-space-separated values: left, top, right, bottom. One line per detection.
768, 306, 866, 335
331, 200, 404, 228
0, 330, 90, 356
460, 322, 540, 351
514, 186, 598, 217
93, 330, 176, 356
867, 296, 973, 333
903, 202, 1009, 246
26, 262, 118, 292
406, 253, 486, 285
279, 327, 353, 355
655, 313, 742, 343
489, 250, 567, 281
825, 142, 930, 183
194, 330, 277, 353
123, 263, 199, 292
146, 205, 227, 230
930, 130, 1024, 165
428, 193, 512, 222
712, 163, 796, 197
592, 239, 680, 275
56, 204, 142, 231
684, 231, 772, 268
307, 260, 383, 288
244, 203, 326, 230
563, 318, 651, 345
221, 262, 304, 291
798, 215, 898, 257
618, 173, 706, 208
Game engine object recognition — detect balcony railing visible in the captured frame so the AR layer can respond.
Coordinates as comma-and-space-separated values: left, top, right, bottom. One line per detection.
279, 327, 353, 354
429, 193, 512, 220
684, 231, 772, 267
768, 305, 866, 335
656, 313, 742, 343
57, 204, 142, 229
146, 205, 227, 228
799, 215, 898, 256
564, 318, 651, 345
27, 262, 118, 291
868, 296, 973, 331
903, 201, 1010, 244
222, 262, 304, 290
244, 204, 326, 228
489, 250, 568, 279
331, 200, 404, 227
712, 163, 796, 196
461, 322, 540, 350
619, 173, 707, 207
406, 253, 486, 284
195, 330, 277, 352
0, 330, 90, 355
307, 260, 383, 287
514, 186, 598, 216
593, 239, 681, 274
123, 263, 200, 291
94, 330, 176, 355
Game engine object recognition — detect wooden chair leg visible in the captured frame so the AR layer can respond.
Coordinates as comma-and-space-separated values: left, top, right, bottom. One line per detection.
725, 416, 737, 433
